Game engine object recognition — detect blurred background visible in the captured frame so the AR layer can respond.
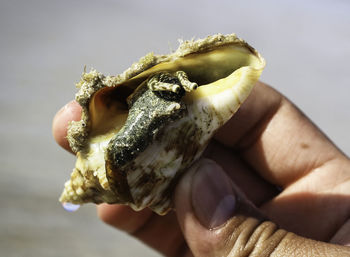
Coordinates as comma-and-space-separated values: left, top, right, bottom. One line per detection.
1, 0, 349, 256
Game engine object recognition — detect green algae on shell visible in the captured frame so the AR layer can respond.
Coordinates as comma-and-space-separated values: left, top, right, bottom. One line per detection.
59, 33, 265, 215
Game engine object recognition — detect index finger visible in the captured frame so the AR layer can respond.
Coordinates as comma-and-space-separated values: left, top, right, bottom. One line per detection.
52, 100, 82, 154
214, 81, 347, 187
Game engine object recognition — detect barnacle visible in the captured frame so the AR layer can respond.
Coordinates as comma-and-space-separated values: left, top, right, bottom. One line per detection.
59, 34, 265, 215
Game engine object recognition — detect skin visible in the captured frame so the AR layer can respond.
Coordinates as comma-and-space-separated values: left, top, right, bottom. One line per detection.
53, 81, 350, 256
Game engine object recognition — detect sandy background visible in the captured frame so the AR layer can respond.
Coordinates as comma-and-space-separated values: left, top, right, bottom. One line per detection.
1, 0, 349, 256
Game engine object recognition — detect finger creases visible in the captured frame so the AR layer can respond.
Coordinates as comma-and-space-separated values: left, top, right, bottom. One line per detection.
223, 218, 350, 257
273, 232, 350, 257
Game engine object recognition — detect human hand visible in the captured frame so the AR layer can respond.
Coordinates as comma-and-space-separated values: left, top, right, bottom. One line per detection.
53, 82, 350, 256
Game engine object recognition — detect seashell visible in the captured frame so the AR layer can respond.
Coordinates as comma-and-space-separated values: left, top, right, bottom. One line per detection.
59, 34, 265, 215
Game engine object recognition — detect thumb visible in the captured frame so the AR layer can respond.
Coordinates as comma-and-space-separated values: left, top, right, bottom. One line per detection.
174, 159, 350, 257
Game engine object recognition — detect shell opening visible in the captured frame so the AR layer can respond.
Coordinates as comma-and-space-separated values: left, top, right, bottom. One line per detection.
89, 44, 263, 140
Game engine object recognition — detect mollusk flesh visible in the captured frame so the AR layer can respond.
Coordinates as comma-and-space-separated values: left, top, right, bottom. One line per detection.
59, 34, 265, 215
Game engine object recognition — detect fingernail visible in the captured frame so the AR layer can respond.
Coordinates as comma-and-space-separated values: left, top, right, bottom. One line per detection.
191, 161, 236, 229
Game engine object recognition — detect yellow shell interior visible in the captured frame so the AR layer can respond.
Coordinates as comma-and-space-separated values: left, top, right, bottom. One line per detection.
89, 44, 262, 142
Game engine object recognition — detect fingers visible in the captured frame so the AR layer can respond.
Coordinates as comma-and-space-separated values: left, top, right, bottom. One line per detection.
215, 82, 347, 187
204, 140, 279, 206
97, 204, 189, 257
97, 204, 153, 234
52, 101, 82, 153
331, 218, 350, 246
214, 82, 350, 240
260, 167, 350, 241
174, 159, 350, 256
174, 158, 274, 256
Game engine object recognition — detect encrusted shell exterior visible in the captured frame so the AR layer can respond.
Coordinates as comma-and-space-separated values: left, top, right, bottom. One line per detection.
60, 34, 265, 214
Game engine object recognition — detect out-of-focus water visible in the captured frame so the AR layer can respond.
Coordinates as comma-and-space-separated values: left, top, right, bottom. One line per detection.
1, 0, 349, 256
